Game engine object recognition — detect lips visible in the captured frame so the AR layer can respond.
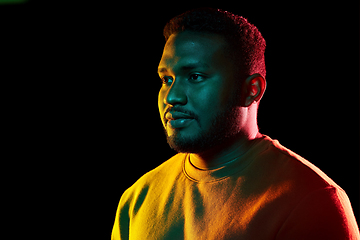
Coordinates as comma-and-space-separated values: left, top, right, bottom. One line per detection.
165, 111, 195, 129
165, 111, 193, 120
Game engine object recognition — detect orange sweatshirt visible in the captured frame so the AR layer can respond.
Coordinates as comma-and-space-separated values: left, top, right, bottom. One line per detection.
112, 136, 359, 239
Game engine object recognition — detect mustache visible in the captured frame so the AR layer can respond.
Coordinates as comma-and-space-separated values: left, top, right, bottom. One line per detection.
164, 106, 198, 121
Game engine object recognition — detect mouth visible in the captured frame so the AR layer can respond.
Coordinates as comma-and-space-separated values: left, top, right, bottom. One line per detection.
165, 111, 195, 129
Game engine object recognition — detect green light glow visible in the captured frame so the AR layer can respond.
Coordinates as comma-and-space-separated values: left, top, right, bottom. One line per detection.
0, 0, 28, 4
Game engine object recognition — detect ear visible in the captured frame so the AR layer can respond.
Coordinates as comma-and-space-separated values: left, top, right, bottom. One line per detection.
241, 74, 266, 107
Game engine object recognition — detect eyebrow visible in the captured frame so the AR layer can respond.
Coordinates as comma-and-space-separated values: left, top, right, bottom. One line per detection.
157, 67, 168, 74
158, 62, 210, 75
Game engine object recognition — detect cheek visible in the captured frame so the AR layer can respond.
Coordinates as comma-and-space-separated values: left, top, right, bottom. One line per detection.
191, 86, 228, 128
219, 77, 238, 107
192, 77, 237, 129
158, 88, 167, 126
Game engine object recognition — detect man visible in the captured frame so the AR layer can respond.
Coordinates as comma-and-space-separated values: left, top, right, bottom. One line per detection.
112, 8, 359, 239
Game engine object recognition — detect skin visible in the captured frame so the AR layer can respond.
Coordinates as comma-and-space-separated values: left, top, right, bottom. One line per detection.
158, 31, 266, 169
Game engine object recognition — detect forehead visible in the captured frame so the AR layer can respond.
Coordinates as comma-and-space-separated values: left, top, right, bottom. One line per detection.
158, 31, 229, 73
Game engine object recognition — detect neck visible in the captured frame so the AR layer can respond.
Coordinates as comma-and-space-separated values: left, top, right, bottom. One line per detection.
190, 130, 263, 169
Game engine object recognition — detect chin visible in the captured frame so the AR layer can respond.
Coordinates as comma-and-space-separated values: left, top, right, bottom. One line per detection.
166, 127, 226, 154
164, 106, 241, 153
166, 135, 201, 153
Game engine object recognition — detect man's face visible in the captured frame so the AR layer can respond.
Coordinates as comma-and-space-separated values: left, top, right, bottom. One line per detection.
158, 31, 242, 153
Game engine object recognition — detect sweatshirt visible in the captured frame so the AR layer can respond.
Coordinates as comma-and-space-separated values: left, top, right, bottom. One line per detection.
112, 135, 360, 239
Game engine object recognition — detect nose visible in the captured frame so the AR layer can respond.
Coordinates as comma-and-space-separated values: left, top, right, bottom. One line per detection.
164, 79, 187, 106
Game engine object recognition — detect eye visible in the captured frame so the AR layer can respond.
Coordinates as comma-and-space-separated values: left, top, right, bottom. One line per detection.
189, 74, 205, 82
161, 76, 173, 85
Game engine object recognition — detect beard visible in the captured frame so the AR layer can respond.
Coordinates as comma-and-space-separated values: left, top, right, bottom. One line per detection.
164, 102, 242, 154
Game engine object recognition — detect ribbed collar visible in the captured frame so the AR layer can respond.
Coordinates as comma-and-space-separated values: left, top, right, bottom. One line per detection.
183, 135, 272, 183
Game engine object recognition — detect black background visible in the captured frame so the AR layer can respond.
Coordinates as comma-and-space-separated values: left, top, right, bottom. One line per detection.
2, 1, 358, 238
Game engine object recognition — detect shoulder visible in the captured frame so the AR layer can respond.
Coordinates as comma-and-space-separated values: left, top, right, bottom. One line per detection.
120, 153, 187, 203
276, 186, 360, 239
259, 135, 341, 191
256, 136, 359, 238
135, 153, 186, 186
249, 135, 345, 207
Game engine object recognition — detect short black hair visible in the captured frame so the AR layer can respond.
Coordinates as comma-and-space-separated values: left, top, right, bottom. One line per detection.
163, 8, 266, 81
